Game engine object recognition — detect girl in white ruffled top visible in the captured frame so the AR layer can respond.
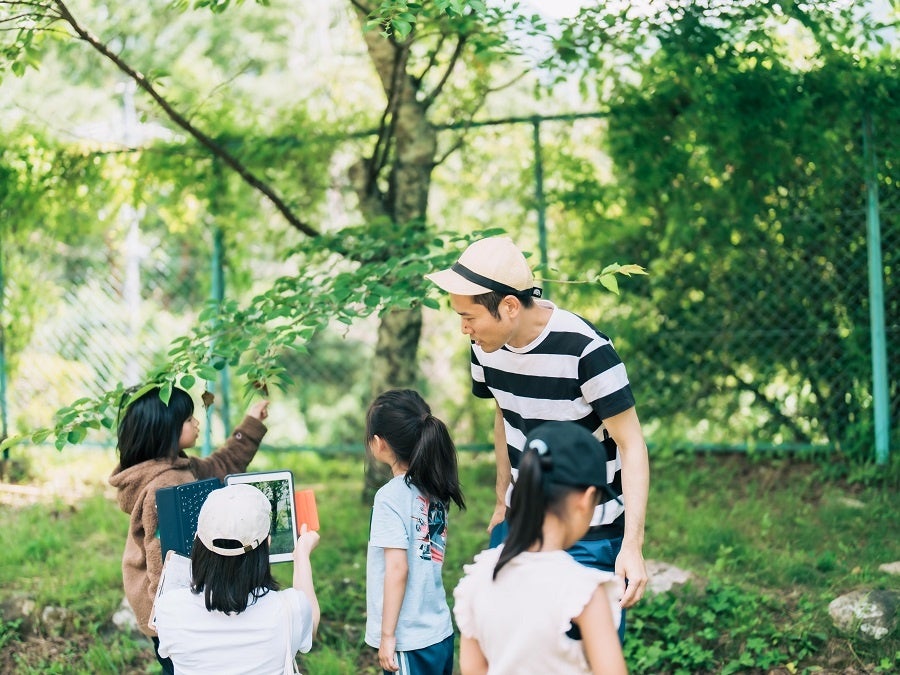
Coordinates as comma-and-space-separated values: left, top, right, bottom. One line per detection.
453, 421, 628, 675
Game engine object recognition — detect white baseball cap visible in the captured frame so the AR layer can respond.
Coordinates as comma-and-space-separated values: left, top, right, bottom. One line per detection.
196, 484, 271, 557
425, 236, 542, 298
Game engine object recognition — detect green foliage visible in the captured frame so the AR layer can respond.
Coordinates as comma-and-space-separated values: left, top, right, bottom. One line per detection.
625, 580, 827, 674
359, 0, 489, 39
2, 449, 898, 672
0, 617, 21, 651
541, 1, 899, 457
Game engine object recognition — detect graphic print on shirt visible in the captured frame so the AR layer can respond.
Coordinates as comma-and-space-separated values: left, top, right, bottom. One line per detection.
413, 495, 447, 563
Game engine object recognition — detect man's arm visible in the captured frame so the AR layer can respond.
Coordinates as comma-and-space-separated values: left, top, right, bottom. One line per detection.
604, 406, 650, 608
488, 403, 511, 534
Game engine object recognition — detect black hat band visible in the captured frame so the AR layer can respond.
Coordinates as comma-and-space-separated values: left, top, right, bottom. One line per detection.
452, 262, 542, 299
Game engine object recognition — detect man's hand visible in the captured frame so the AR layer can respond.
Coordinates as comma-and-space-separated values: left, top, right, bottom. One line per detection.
615, 542, 648, 608
487, 503, 506, 534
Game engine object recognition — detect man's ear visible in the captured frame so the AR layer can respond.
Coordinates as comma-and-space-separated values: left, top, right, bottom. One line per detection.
502, 295, 522, 318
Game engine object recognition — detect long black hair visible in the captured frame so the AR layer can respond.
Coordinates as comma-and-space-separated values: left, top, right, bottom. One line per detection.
492, 447, 585, 579
116, 386, 194, 469
190, 538, 280, 614
366, 389, 465, 510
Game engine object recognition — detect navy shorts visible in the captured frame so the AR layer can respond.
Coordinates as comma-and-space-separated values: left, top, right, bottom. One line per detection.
384, 633, 454, 675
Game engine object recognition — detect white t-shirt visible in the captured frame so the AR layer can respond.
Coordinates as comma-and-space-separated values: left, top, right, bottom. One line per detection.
453, 546, 623, 675
156, 587, 313, 675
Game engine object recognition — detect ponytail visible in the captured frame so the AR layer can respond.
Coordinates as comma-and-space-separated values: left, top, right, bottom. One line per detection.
493, 447, 573, 580
409, 414, 466, 510
366, 389, 465, 510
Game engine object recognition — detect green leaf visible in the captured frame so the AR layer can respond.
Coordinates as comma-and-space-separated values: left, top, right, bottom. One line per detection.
617, 264, 648, 276
391, 19, 412, 38
179, 374, 196, 390
32, 429, 52, 444
67, 428, 87, 445
599, 274, 620, 294
159, 381, 173, 405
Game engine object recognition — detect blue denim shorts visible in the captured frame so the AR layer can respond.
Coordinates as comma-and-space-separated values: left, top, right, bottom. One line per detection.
385, 633, 454, 675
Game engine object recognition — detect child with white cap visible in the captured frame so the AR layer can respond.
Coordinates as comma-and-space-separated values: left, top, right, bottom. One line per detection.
155, 483, 320, 674
453, 421, 628, 674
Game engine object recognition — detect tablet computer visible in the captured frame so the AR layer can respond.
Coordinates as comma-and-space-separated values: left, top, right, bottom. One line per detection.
224, 470, 297, 563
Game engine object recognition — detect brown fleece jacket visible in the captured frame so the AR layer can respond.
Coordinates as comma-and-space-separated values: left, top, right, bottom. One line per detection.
108, 416, 267, 637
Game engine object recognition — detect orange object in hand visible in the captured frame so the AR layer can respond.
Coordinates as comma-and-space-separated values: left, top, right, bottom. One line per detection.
294, 489, 320, 531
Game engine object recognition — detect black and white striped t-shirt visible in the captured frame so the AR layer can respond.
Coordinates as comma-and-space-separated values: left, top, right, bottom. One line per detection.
470, 301, 635, 536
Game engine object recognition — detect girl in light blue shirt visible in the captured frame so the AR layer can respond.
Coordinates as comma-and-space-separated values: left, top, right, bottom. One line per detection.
365, 389, 466, 675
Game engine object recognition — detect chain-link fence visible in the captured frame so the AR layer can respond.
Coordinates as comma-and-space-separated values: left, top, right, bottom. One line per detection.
1, 108, 896, 461
618, 109, 898, 459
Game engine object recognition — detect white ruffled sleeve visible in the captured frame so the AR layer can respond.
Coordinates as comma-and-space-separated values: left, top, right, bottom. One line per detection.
556, 566, 624, 634
453, 547, 501, 638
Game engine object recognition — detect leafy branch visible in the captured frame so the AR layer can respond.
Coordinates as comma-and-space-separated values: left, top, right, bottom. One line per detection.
1, 0, 319, 236
537, 262, 648, 295
0, 225, 645, 453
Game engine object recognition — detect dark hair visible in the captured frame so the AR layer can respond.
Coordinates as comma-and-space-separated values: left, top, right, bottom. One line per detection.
366, 389, 465, 510
472, 290, 535, 319
190, 537, 280, 613
493, 447, 590, 580
116, 386, 194, 469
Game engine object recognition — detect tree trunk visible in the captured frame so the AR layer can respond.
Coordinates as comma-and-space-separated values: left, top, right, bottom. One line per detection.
363, 306, 424, 497
352, 5, 438, 501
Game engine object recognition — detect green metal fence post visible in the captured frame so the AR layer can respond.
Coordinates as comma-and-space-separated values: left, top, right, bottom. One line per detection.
202, 222, 231, 456
212, 223, 232, 435
862, 111, 890, 465
0, 238, 8, 462
532, 117, 549, 297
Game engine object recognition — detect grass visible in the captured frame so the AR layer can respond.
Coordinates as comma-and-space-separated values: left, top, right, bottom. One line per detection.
1, 446, 898, 674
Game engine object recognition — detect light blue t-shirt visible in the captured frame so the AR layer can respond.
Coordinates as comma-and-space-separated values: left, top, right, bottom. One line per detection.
365, 474, 454, 652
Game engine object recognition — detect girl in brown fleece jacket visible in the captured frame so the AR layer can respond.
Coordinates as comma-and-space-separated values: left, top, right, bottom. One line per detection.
108, 385, 269, 673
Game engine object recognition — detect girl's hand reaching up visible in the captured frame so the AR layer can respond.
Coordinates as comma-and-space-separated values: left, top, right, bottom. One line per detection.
247, 400, 269, 421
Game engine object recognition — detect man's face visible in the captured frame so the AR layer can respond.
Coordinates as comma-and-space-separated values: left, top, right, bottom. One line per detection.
449, 293, 513, 353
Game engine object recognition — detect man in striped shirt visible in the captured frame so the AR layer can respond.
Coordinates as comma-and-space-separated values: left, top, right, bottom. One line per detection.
426, 236, 650, 617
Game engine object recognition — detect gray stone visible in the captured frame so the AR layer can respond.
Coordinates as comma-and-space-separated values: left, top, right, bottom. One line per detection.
828, 589, 900, 640
878, 561, 900, 576
111, 597, 141, 634
645, 560, 693, 595
0, 593, 38, 634
40, 605, 74, 637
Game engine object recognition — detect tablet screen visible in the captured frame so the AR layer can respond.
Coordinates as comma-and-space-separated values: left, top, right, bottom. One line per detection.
224, 470, 297, 563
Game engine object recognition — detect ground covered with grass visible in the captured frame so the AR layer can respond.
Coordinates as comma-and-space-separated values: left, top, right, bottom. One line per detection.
0, 446, 897, 674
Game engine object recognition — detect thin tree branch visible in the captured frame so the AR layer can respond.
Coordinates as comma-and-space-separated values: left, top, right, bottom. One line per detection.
369, 42, 407, 189
433, 91, 488, 167
415, 32, 446, 83
50, 0, 319, 238
727, 366, 812, 443
422, 34, 466, 108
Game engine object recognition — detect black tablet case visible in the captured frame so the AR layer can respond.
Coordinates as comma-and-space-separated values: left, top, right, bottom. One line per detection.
155, 477, 223, 561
